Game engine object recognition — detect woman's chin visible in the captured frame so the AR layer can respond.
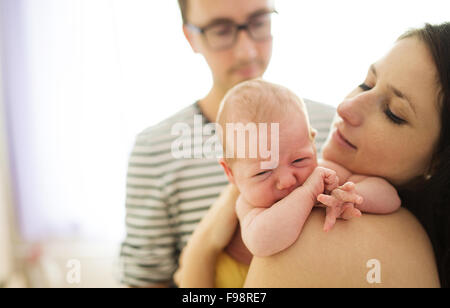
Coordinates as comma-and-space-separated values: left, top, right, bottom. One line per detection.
321, 143, 340, 162
322, 144, 355, 170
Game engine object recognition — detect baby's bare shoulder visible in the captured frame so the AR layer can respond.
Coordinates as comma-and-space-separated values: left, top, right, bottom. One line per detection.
245, 208, 440, 288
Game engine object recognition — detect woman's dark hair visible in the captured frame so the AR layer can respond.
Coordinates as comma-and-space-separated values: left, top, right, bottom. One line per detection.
397, 22, 450, 288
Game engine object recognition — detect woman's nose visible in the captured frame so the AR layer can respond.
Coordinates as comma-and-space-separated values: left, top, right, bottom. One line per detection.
337, 95, 365, 127
276, 172, 297, 191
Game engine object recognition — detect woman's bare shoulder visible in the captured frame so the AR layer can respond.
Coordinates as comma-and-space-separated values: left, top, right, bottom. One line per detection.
244, 208, 440, 288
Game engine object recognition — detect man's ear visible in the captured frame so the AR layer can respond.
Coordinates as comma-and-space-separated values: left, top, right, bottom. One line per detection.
218, 158, 235, 184
182, 25, 200, 53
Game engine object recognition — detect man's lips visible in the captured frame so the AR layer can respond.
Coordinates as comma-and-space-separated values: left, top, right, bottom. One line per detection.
333, 128, 357, 150
230, 61, 262, 77
234, 65, 259, 77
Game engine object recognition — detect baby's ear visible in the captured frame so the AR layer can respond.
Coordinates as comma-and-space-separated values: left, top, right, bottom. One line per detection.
218, 158, 235, 184
310, 128, 318, 140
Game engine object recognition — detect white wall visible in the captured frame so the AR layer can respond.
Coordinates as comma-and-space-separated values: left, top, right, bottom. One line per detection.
0, 27, 14, 283
0, 0, 447, 287
4, 0, 450, 243
267, 0, 450, 105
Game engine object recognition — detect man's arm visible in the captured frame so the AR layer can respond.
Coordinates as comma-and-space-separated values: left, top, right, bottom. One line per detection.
244, 208, 440, 288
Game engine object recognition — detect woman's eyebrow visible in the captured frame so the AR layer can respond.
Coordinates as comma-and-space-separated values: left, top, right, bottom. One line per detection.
370, 64, 416, 115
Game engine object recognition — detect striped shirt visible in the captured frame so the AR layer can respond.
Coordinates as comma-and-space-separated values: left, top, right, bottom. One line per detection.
119, 100, 336, 287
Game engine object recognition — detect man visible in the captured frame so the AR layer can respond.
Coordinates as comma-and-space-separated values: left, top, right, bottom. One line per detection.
119, 0, 335, 287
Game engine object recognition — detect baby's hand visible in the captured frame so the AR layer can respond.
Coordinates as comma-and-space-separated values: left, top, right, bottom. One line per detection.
303, 167, 340, 202
317, 182, 363, 232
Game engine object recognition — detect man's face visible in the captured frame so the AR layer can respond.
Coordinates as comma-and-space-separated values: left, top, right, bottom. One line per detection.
185, 0, 274, 91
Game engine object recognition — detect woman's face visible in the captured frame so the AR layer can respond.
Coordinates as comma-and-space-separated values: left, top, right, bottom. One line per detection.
322, 37, 441, 186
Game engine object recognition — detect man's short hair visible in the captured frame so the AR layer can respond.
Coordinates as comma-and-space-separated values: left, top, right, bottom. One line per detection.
178, 0, 188, 24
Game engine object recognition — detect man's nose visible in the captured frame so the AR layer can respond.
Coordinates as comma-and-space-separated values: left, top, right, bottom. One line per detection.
276, 172, 297, 191
233, 29, 258, 60
337, 95, 366, 127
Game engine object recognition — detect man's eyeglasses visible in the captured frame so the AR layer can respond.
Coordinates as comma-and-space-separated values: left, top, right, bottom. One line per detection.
186, 10, 277, 51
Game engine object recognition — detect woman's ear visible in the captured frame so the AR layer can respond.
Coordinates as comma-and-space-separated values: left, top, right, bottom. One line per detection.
219, 158, 235, 184
182, 25, 200, 53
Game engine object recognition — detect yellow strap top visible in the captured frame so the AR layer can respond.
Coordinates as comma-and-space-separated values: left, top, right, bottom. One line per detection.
215, 251, 250, 288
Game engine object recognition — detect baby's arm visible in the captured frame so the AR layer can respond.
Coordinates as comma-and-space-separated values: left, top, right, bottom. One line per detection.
320, 159, 401, 213
318, 159, 401, 231
236, 167, 339, 257
348, 174, 401, 214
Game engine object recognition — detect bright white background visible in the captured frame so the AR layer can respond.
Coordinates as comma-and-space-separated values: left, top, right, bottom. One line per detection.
2, 0, 449, 244
0, 31, 13, 281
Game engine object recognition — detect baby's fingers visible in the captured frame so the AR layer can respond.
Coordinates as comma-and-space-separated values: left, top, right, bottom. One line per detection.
332, 189, 363, 205
324, 174, 339, 193
323, 207, 338, 232
340, 182, 355, 191
317, 194, 341, 208
341, 203, 362, 220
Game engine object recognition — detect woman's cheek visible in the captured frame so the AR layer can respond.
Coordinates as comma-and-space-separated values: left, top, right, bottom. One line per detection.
360, 129, 413, 181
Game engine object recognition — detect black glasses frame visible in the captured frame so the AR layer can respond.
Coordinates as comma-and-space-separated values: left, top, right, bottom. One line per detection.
186, 10, 278, 51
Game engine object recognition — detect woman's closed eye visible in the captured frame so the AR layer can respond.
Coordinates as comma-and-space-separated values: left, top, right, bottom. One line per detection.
359, 83, 407, 125
359, 83, 372, 91
384, 107, 406, 125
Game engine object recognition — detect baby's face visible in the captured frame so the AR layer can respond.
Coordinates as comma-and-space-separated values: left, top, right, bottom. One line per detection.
231, 113, 318, 207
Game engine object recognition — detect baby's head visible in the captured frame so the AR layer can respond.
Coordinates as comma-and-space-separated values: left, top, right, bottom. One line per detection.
216, 79, 318, 207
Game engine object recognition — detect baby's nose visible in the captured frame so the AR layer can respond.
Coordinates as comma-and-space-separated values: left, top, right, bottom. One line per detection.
276, 173, 297, 191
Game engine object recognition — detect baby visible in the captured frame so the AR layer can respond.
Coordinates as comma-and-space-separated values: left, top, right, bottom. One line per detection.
213, 79, 401, 287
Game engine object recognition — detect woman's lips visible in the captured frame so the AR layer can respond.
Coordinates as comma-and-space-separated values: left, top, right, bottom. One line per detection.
332, 129, 357, 150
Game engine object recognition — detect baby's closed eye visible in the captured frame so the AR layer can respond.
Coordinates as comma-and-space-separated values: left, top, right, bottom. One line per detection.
292, 157, 311, 165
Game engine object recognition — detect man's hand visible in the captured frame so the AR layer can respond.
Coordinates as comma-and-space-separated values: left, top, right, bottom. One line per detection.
317, 182, 363, 232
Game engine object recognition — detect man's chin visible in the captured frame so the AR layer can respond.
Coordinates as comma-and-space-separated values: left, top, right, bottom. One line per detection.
230, 74, 262, 87
236, 69, 261, 81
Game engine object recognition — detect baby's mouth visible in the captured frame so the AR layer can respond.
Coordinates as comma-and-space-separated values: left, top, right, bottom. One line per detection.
275, 187, 298, 203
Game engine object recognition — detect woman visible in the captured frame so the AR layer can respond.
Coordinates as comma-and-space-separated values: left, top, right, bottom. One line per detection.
175, 22, 450, 288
